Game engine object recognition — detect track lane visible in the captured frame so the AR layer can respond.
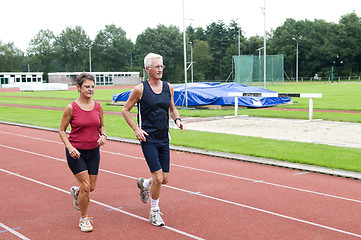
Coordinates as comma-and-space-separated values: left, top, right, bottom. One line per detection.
1, 124, 361, 239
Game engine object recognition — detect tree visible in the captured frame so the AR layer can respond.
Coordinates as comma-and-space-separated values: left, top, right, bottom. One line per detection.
92, 24, 134, 72
243, 36, 264, 55
0, 41, 25, 72
54, 26, 91, 72
192, 40, 213, 80
337, 12, 361, 75
193, 27, 207, 41
27, 29, 58, 77
134, 24, 183, 82
205, 20, 245, 80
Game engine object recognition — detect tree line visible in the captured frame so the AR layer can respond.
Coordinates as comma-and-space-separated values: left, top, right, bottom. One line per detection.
0, 12, 360, 83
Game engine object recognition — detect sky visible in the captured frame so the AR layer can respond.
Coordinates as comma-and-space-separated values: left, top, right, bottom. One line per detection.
1, 0, 360, 52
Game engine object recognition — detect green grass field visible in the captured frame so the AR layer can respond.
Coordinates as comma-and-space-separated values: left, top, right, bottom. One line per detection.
1, 82, 361, 172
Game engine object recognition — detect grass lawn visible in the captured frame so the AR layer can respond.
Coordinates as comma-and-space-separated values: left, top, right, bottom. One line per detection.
1, 82, 361, 172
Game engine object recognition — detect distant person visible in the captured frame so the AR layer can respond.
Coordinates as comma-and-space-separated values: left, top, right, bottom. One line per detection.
121, 53, 184, 226
59, 73, 107, 232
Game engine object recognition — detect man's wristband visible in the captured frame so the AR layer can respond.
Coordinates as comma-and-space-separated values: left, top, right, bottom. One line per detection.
102, 133, 108, 139
174, 118, 182, 124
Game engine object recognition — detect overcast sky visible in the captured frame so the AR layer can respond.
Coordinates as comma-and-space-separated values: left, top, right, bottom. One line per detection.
1, 0, 360, 51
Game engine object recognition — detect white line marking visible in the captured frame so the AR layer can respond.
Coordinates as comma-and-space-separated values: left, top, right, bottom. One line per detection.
171, 163, 361, 204
1, 144, 361, 237
0, 168, 204, 240
164, 185, 361, 238
0, 222, 30, 240
1, 131, 361, 204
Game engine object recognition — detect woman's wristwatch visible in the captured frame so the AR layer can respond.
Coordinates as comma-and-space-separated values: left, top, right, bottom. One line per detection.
102, 133, 108, 139
174, 118, 182, 124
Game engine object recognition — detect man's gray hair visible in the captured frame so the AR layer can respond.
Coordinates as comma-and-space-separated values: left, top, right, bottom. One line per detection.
144, 53, 163, 69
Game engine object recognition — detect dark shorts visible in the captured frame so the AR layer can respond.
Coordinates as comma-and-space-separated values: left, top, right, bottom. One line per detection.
141, 140, 170, 173
66, 146, 100, 175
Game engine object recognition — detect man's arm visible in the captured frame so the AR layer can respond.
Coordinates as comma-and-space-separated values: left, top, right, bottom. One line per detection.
121, 84, 149, 141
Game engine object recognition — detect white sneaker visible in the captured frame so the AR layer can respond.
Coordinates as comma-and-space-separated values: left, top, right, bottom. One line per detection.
79, 216, 93, 232
149, 209, 165, 226
137, 178, 149, 203
70, 186, 80, 210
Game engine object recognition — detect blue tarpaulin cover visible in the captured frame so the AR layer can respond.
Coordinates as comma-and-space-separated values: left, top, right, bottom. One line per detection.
113, 82, 291, 107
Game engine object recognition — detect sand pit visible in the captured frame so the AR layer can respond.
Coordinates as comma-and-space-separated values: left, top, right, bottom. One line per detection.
179, 116, 361, 149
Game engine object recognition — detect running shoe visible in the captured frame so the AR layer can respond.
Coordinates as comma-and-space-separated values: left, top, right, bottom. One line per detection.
136, 177, 149, 203
149, 209, 165, 226
70, 186, 80, 210
79, 216, 93, 232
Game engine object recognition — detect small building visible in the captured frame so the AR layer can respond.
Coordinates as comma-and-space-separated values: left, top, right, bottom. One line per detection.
48, 72, 140, 86
0, 72, 43, 86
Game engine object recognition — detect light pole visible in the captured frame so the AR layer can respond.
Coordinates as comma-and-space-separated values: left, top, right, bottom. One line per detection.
238, 28, 241, 56
182, 0, 194, 107
89, 45, 92, 72
292, 37, 299, 82
261, 0, 266, 88
182, 0, 187, 107
190, 41, 194, 83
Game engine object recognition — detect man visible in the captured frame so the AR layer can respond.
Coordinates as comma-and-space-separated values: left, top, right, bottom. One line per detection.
121, 53, 184, 226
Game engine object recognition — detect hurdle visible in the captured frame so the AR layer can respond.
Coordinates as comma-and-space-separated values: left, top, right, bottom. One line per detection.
228, 92, 322, 120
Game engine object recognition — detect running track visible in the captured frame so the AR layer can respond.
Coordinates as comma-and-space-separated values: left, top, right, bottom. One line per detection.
1, 123, 361, 239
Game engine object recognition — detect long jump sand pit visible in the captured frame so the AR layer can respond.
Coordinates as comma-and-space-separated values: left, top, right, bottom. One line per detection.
179, 116, 361, 149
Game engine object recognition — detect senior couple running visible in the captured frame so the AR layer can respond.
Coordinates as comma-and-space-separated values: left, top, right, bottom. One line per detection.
59, 53, 184, 232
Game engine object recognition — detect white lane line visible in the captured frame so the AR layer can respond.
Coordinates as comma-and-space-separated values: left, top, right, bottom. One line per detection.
171, 163, 361, 204
2, 131, 361, 205
2, 132, 361, 203
0, 168, 204, 240
90, 150, 361, 204
0, 222, 30, 240
1, 144, 361, 238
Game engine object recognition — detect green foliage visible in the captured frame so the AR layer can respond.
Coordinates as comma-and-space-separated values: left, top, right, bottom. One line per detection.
1, 13, 361, 82
0, 41, 25, 71
27, 29, 58, 76
134, 24, 183, 82
192, 40, 213, 80
92, 24, 134, 72
206, 20, 245, 80
54, 26, 91, 72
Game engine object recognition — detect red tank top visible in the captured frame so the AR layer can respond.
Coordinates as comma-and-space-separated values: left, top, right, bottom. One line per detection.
68, 101, 101, 150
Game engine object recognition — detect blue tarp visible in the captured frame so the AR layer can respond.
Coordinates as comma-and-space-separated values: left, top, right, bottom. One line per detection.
113, 82, 291, 108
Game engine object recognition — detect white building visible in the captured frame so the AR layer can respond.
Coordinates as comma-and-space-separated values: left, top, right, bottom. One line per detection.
48, 72, 140, 86
0, 72, 43, 86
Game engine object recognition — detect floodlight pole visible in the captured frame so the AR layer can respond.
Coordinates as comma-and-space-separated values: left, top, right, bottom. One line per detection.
190, 41, 194, 83
296, 39, 298, 82
238, 28, 241, 56
292, 37, 299, 82
263, 0, 266, 89
182, 0, 188, 108
89, 45, 92, 72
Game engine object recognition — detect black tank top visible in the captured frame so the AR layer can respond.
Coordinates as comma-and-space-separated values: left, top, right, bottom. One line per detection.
137, 80, 171, 141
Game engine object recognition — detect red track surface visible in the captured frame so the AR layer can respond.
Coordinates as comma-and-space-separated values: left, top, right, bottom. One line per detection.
1, 123, 361, 239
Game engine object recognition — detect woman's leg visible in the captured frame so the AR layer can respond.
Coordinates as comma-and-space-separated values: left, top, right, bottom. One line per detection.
75, 170, 91, 218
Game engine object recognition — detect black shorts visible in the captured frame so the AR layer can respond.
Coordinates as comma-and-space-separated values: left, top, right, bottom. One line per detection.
141, 140, 170, 173
66, 146, 100, 175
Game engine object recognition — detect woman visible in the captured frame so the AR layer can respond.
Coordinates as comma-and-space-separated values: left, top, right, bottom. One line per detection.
59, 73, 107, 232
